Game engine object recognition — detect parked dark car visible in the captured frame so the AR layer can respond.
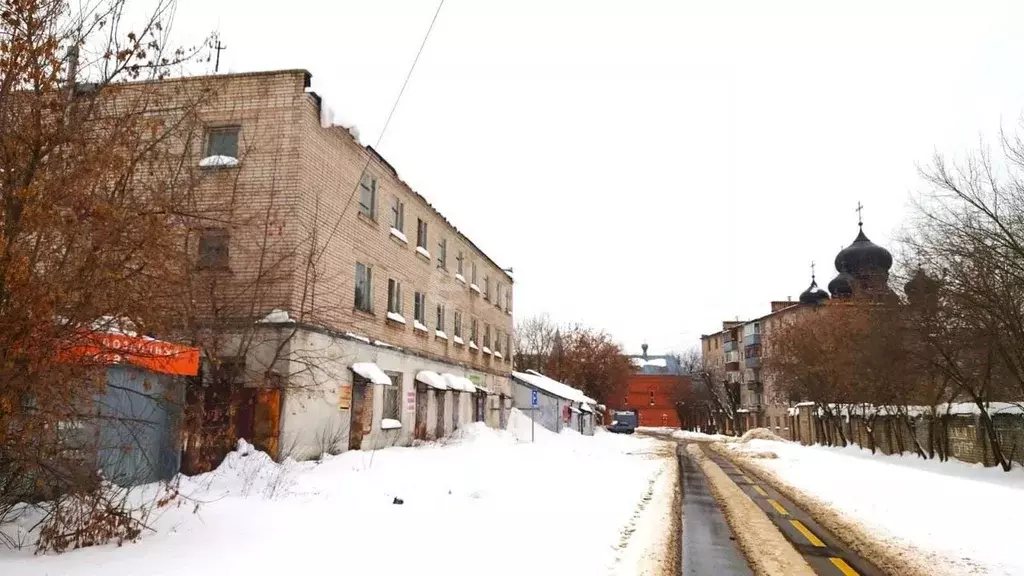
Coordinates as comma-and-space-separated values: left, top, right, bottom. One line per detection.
607, 411, 638, 434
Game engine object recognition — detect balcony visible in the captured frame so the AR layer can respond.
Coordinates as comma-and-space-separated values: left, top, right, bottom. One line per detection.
745, 356, 761, 369
743, 333, 761, 347
746, 380, 763, 391
724, 340, 738, 352
725, 361, 740, 372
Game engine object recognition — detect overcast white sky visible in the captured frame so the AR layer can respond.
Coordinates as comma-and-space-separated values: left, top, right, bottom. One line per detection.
156, 0, 1024, 355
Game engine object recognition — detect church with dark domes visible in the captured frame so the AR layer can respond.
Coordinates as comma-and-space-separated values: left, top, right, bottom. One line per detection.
698, 209, 897, 437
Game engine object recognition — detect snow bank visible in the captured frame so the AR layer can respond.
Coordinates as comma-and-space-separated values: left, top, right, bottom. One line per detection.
672, 429, 734, 443
723, 439, 1024, 575
2, 424, 669, 576
737, 427, 786, 443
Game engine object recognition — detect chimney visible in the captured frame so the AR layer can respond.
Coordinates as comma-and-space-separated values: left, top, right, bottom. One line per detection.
641, 343, 648, 359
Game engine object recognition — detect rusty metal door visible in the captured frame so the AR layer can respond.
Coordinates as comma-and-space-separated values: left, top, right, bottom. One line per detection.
434, 389, 445, 439
414, 384, 428, 440
252, 388, 281, 459
349, 382, 370, 450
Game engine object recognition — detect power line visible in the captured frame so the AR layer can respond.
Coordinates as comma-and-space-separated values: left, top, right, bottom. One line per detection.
314, 0, 445, 265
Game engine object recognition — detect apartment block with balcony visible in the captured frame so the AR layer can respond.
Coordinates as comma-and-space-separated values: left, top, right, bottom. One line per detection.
152, 70, 515, 460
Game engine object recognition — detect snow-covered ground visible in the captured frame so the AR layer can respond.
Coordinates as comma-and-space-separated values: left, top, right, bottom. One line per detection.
0, 409, 672, 576
728, 439, 1024, 576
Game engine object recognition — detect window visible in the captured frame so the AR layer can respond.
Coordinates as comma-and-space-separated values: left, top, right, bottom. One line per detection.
454, 311, 463, 338
198, 228, 229, 269
383, 372, 401, 421
494, 329, 502, 354
483, 276, 490, 300
436, 303, 445, 330
417, 218, 428, 249
505, 290, 512, 313
470, 318, 478, 343
649, 390, 655, 406
206, 126, 239, 158
391, 196, 404, 231
495, 283, 503, 308
359, 173, 377, 218
414, 291, 426, 324
387, 279, 403, 314
471, 261, 478, 285
456, 251, 464, 275
438, 238, 447, 269
484, 324, 491, 349
355, 263, 373, 312
506, 333, 511, 358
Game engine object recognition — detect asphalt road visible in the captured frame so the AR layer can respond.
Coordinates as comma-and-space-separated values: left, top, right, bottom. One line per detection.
704, 449, 884, 576
677, 443, 753, 576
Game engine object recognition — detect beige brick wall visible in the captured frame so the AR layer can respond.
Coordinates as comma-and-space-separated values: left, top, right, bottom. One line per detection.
155, 70, 513, 377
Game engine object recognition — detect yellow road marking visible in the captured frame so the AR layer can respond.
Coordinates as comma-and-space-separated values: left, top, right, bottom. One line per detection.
742, 474, 754, 483
829, 557, 860, 575
790, 519, 825, 547
767, 498, 789, 516
753, 485, 768, 497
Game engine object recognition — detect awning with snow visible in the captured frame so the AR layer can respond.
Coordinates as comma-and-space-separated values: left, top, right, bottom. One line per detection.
570, 406, 581, 414
415, 370, 447, 390
579, 403, 594, 413
443, 373, 477, 393
351, 362, 392, 385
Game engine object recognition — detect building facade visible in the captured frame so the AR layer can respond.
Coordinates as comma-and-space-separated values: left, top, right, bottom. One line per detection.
153, 70, 515, 461
510, 370, 597, 436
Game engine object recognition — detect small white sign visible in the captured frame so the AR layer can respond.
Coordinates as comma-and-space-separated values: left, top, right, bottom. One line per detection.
405, 391, 417, 413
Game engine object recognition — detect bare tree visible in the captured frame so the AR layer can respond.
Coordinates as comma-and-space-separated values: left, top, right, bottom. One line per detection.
680, 347, 738, 434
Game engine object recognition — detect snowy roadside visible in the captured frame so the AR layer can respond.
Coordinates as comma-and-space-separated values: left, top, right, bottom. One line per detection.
719, 438, 1024, 576
610, 441, 679, 576
0, 409, 672, 576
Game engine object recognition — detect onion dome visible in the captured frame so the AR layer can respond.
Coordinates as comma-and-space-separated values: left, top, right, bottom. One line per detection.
828, 269, 854, 298
904, 268, 939, 305
834, 226, 893, 280
799, 274, 830, 305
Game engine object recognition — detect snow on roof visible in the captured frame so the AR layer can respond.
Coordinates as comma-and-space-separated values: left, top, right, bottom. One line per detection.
199, 154, 239, 168
580, 403, 594, 413
415, 370, 447, 390
736, 408, 750, 413
351, 362, 392, 385
443, 373, 476, 393
511, 371, 596, 404
258, 309, 294, 324
381, 418, 401, 430
344, 332, 371, 344
631, 357, 668, 368
794, 401, 816, 407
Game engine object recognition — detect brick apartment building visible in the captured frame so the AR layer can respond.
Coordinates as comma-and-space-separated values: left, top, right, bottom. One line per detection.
700, 220, 893, 438
148, 69, 514, 461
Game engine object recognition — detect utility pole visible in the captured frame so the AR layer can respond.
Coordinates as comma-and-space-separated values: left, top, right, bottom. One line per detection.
214, 40, 227, 73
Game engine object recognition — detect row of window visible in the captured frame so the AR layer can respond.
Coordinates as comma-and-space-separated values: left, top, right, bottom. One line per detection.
358, 173, 512, 312
355, 262, 512, 358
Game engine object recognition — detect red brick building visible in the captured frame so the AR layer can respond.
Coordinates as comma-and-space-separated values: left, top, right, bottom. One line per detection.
607, 344, 692, 428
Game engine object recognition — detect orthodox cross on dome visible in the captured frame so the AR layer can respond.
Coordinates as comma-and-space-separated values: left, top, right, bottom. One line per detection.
856, 201, 864, 228
811, 260, 816, 281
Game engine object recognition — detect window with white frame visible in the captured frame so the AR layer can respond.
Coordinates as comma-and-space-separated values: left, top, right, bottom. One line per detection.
414, 291, 426, 324
383, 372, 401, 420
387, 279, 403, 314
355, 263, 373, 312
436, 303, 445, 331
416, 218, 428, 249
391, 196, 404, 231
359, 173, 377, 219
454, 311, 463, 338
